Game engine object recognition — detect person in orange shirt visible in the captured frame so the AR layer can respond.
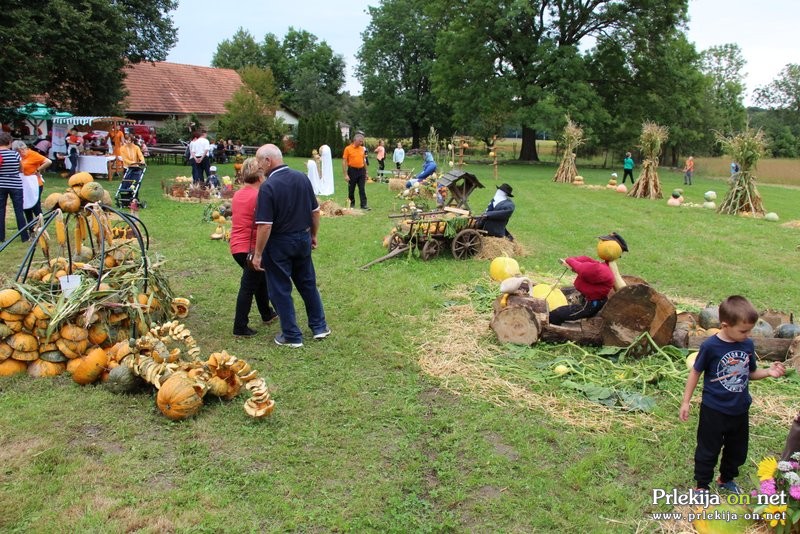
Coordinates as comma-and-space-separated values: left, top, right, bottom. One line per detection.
683, 155, 694, 185
119, 133, 145, 169
11, 140, 51, 224
342, 133, 369, 210
108, 125, 125, 176
374, 139, 386, 172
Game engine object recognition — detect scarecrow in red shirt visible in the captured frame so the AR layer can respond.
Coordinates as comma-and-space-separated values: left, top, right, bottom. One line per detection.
549, 232, 628, 325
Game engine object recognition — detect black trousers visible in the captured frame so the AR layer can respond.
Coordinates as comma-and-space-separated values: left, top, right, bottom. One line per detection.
347, 166, 367, 208
549, 297, 606, 325
694, 404, 749, 488
231, 253, 274, 333
378, 158, 385, 171
622, 169, 634, 184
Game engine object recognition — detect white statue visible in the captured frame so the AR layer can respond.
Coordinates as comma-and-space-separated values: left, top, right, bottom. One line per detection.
319, 144, 335, 196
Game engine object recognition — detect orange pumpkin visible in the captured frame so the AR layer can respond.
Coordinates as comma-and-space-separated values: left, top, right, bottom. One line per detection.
42, 192, 62, 211
156, 375, 205, 420
68, 171, 94, 188
71, 347, 108, 385
0, 288, 22, 308
88, 323, 109, 346
79, 181, 105, 202
0, 342, 13, 361
0, 359, 28, 376
60, 323, 89, 341
7, 332, 39, 353
27, 359, 66, 378
6, 298, 32, 315
66, 358, 82, 375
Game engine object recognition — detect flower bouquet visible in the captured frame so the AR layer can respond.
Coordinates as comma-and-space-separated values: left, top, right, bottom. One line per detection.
753, 454, 800, 532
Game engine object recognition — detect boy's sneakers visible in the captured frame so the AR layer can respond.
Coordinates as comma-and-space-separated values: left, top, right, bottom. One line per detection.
717, 478, 743, 494
274, 334, 303, 348
313, 329, 331, 340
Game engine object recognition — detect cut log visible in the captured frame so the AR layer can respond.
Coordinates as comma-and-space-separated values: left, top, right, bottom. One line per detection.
688, 335, 793, 361
599, 284, 677, 349
490, 305, 541, 345
492, 294, 548, 318
540, 317, 604, 345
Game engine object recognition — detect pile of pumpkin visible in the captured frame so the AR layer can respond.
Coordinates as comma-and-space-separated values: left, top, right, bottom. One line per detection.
681, 306, 800, 339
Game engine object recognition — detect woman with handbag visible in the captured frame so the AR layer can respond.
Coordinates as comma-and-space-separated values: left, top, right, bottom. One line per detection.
229, 157, 277, 336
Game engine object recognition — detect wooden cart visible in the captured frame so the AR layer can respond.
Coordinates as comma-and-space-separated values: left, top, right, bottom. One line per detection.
386, 210, 485, 261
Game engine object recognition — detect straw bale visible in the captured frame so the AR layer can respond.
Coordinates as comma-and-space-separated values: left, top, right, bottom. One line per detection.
389, 178, 406, 191
474, 237, 528, 260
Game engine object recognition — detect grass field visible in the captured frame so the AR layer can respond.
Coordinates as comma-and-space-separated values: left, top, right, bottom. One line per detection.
1, 157, 799, 532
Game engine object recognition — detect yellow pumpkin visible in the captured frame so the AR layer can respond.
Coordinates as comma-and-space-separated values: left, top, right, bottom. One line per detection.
0, 288, 22, 308
7, 332, 38, 352
60, 323, 89, 341
0, 342, 13, 361
5, 298, 32, 315
489, 256, 521, 282
156, 375, 205, 420
0, 359, 28, 376
597, 239, 623, 261
32, 302, 54, 320
27, 359, 66, 378
72, 347, 108, 385
531, 283, 569, 311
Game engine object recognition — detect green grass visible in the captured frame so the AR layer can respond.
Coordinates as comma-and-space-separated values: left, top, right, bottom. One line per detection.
0, 158, 799, 532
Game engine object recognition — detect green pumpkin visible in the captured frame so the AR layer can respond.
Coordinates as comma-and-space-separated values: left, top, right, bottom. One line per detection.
698, 307, 720, 329
776, 323, 800, 339
751, 318, 774, 337
104, 364, 144, 394
39, 350, 68, 363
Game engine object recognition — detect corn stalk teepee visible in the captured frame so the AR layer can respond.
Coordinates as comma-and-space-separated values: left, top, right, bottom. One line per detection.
553, 118, 584, 183
628, 122, 668, 199
716, 128, 767, 216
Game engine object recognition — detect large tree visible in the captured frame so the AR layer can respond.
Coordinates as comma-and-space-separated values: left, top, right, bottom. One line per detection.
700, 44, 747, 135
357, 0, 452, 147
215, 67, 285, 146
213, 28, 346, 118
431, 0, 688, 161
1, 0, 177, 114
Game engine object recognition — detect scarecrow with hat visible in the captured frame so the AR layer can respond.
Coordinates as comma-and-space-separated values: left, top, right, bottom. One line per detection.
477, 183, 515, 240
549, 232, 628, 325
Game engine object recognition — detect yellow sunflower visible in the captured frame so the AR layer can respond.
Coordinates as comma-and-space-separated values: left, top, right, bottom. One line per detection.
764, 504, 787, 527
759, 456, 779, 481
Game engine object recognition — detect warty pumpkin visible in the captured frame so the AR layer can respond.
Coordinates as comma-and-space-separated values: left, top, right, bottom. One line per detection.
12, 349, 39, 361
7, 332, 38, 352
6, 298, 32, 315
79, 181, 105, 203
156, 375, 205, 420
60, 323, 89, 341
58, 191, 82, 213
0, 342, 13, 361
68, 171, 94, 188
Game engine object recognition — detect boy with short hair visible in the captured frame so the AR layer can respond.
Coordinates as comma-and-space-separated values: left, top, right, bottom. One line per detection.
679, 295, 785, 494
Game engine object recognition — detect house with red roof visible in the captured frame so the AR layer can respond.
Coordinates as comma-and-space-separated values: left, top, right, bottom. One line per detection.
121, 61, 298, 129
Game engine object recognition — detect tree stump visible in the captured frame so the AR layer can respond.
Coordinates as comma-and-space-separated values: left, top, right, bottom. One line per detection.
599, 284, 676, 349
490, 295, 548, 345
540, 317, 604, 345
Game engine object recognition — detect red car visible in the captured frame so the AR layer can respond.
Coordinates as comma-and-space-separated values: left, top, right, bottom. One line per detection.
125, 124, 157, 145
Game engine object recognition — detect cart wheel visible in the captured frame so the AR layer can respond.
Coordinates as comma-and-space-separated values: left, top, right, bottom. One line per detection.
388, 234, 405, 252
421, 239, 441, 261
451, 229, 482, 259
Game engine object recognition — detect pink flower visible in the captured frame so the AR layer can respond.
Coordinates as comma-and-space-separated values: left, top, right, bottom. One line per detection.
791, 485, 800, 500
761, 479, 777, 495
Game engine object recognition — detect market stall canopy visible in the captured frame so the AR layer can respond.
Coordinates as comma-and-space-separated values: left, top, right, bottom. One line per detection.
16, 103, 56, 121
53, 116, 133, 126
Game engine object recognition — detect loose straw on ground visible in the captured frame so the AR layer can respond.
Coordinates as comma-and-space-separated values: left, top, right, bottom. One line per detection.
474, 237, 528, 260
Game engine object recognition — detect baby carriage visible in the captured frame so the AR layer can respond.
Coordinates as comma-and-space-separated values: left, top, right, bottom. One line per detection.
115, 165, 147, 208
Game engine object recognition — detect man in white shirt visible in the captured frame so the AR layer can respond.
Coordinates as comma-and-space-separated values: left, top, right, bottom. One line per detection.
189, 130, 211, 185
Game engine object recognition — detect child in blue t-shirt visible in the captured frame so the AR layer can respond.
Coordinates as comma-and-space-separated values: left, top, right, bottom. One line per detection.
679, 296, 785, 494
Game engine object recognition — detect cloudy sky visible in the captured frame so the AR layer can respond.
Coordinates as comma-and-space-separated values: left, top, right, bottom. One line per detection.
166, 0, 799, 104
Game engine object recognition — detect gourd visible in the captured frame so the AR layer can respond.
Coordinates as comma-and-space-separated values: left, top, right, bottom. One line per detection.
79, 181, 105, 202
59, 191, 82, 213
776, 315, 800, 339
764, 212, 779, 222
702, 201, 716, 209
156, 375, 205, 420
751, 318, 774, 337
68, 172, 93, 188
615, 184, 627, 193
704, 191, 717, 201
698, 306, 720, 329
531, 283, 568, 310
42, 192, 62, 211
0, 288, 22, 308
489, 256, 521, 282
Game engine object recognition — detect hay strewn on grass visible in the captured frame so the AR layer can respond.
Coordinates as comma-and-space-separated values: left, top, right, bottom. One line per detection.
319, 200, 364, 217
388, 178, 406, 191
417, 296, 660, 432
475, 237, 528, 259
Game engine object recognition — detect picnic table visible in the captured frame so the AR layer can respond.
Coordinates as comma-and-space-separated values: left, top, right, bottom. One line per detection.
148, 145, 187, 165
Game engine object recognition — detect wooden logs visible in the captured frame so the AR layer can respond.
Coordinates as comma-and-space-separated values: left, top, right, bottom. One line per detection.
540, 317, 603, 345
688, 335, 793, 362
490, 295, 548, 345
599, 284, 676, 349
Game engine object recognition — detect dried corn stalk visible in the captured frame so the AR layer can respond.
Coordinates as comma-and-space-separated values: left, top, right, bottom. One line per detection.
553, 118, 584, 183
628, 122, 668, 199
716, 128, 767, 216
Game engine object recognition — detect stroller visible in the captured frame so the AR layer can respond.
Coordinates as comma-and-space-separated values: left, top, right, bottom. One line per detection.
115, 165, 147, 209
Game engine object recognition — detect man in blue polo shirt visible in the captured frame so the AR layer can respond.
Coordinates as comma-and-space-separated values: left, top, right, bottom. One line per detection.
250, 144, 330, 348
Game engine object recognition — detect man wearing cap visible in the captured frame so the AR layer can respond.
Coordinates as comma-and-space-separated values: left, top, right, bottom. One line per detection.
549, 233, 628, 325
477, 183, 515, 240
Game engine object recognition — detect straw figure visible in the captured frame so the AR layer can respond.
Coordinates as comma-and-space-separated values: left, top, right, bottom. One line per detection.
716, 128, 767, 216
628, 122, 668, 199
553, 118, 584, 183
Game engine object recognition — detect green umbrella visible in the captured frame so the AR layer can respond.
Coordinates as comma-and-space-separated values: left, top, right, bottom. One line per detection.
15, 102, 55, 120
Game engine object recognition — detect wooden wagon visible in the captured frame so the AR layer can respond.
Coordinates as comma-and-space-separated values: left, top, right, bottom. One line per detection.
386, 208, 485, 261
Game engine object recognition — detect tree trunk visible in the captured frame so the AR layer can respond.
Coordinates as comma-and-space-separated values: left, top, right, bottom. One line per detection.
518, 126, 540, 161
410, 122, 422, 149
688, 335, 792, 361
540, 317, 604, 345
598, 284, 677, 348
